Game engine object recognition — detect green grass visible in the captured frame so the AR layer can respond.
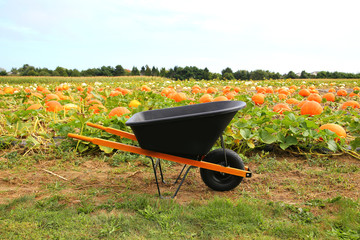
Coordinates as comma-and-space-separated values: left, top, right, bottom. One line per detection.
1, 194, 359, 239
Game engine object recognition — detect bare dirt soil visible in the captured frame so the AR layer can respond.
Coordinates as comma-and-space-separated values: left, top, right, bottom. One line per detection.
1, 153, 359, 205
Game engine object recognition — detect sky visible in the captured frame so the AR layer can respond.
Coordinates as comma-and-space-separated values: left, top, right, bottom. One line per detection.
1, 0, 360, 74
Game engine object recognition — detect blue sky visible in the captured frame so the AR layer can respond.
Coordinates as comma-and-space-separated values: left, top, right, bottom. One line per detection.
1, 0, 359, 74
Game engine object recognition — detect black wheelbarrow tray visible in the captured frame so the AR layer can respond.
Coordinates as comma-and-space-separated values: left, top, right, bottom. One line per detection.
68, 101, 252, 198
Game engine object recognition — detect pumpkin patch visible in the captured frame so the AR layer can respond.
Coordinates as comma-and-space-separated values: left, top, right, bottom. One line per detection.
0, 76, 359, 159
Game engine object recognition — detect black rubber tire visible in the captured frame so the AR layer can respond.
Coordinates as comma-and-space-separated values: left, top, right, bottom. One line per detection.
200, 148, 244, 191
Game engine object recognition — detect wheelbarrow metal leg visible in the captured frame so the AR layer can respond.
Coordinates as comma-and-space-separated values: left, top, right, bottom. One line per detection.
174, 165, 188, 184
172, 166, 195, 198
149, 157, 162, 197
148, 157, 195, 198
154, 158, 166, 184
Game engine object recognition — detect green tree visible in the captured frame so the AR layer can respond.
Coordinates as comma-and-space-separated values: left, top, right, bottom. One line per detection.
10, 68, 19, 75
316, 71, 328, 78
203, 67, 211, 80
159, 67, 167, 77
0, 70, 7, 76
55, 67, 68, 77
140, 66, 146, 75
151, 66, 159, 76
300, 70, 310, 79
68, 69, 81, 77
144, 65, 151, 76
19, 64, 37, 76
250, 70, 269, 80
39, 70, 51, 76
223, 72, 235, 80
234, 70, 249, 80
285, 71, 297, 79
114, 65, 125, 76
99, 66, 114, 76
131, 66, 140, 76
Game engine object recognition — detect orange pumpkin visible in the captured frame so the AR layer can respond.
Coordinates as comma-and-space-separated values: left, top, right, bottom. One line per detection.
108, 107, 130, 118
337, 89, 347, 96
206, 87, 217, 94
256, 87, 266, 94
27, 103, 42, 111
172, 92, 187, 102
278, 93, 287, 100
286, 98, 299, 105
273, 103, 291, 114
349, 92, 358, 98
252, 93, 265, 105
222, 86, 232, 95
141, 85, 151, 92
322, 93, 335, 102
341, 101, 360, 109
45, 101, 63, 112
199, 94, 213, 103
299, 89, 310, 97
265, 88, 274, 94
213, 96, 228, 102
319, 123, 346, 139
89, 104, 106, 114
226, 92, 236, 100
297, 100, 308, 108
300, 101, 323, 116
3, 87, 15, 94
328, 88, 336, 93
162, 87, 175, 97
36, 86, 45, 92
121, 89, 131, 95
307, 93, 322, 103
24, 88, 31, 93
109, 90, 121, 97
192, 88, 202, 94
87, 99, 103, 106
77, 86, 84, 92
45, 93, 60, 101
87, 86, 94, 93
278, 88, 289, 95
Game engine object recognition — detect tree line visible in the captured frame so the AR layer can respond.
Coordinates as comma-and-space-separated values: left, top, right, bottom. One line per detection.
1, 64, 359, 80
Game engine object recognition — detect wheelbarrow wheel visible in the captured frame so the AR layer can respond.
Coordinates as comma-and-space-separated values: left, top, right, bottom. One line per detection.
200, 148, 244, 191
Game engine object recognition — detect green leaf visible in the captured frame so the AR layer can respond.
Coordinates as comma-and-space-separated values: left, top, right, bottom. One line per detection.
240, 129, 251, 140
247, 140, 255, 148
277, 132, 286, 143
350, 138, 360, 150
289, 126, 298, 134
305, 120, 317, 129
279, 136, 298, 150
327, 140, 338, 152
285, 136, 298, 145
303, 130, 310, 137
281, 119, 293, 128
78, 144, 89, 153
99, 145, 114, 154
287, 113, 296, 121
235, 121, 248, 128
265, 127, 277, 134
259, 130, 277, 144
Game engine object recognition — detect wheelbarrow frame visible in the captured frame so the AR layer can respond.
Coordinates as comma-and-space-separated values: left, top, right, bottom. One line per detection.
68, 122, 252, 198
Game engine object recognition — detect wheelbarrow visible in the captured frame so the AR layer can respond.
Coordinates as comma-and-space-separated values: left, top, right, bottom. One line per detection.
68, 101, 252, 198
